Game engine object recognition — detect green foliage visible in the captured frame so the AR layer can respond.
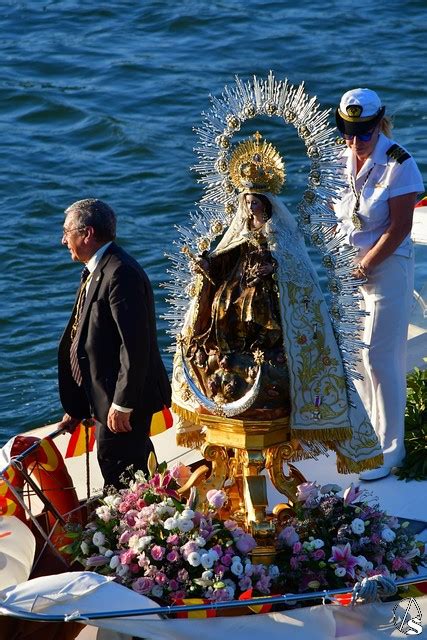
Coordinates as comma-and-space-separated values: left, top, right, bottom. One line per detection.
396, 367, 427, 481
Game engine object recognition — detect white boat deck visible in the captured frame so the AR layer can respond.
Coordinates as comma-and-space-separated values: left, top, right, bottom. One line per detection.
6, 298, 426, 640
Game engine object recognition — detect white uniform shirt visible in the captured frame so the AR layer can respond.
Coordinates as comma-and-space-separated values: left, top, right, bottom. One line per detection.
334, 132, 424, 258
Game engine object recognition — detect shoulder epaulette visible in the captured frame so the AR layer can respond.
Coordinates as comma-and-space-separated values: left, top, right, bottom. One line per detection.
386, 143, 411, 164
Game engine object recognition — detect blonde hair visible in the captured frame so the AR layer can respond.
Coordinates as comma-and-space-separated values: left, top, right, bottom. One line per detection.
380, 115, 393, 138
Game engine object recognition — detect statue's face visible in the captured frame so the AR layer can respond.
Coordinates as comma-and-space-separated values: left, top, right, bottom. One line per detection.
245, 194, 264, 217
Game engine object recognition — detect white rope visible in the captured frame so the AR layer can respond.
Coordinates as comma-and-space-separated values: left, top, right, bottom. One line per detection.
351, 575, 397, 605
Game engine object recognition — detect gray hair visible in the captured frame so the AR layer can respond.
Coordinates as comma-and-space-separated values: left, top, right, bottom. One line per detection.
65, 198, 116, 241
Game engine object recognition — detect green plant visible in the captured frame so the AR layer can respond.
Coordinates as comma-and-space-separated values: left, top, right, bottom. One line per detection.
397, 367, 427, 481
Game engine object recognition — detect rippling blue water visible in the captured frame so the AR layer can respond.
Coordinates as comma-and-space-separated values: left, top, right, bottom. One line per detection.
0, 0, 425, 442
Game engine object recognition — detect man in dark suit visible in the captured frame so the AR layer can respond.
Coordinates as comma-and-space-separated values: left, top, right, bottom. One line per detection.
58, 198, 171, 488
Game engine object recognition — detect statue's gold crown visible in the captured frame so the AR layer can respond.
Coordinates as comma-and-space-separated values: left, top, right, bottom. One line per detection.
229, 132, 285, 195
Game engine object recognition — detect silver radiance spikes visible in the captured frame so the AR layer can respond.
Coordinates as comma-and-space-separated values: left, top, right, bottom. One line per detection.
163, 72, 366, 392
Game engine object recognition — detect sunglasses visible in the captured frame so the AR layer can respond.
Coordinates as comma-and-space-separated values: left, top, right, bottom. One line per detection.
343, 129, 376, 142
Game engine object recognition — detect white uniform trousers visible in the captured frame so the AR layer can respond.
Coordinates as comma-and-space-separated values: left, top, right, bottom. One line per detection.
355, 253, 414, 468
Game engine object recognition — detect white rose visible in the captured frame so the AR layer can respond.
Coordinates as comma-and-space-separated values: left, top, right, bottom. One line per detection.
137, 536, 153, 550
381, 527, 396, 543
164, 517, 178, 530
128, 534, 140, 550
350, 518, 365, 535
357, 555, 368, 569
109, 555, 120, 570
335, 567, 346, 577
181, 508, 195, 519
231, 561, 243, 576
92, 531, 106, 547
201, 553, 214, 569
208, 549, 219, 563
312, 539, 325, 549
103, 495, 121, 508
95, 506, 112, 522
178, 518, 194, 533
187, 551, 201, 567
194, 536, 207, 547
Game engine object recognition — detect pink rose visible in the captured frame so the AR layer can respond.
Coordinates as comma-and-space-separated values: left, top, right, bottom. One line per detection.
206, 489, 227, 510
278, 526, 299, 547
120, 549, 136, 565
132, 577, 153, 594
151, 545, 165, 561
170, 463, 192, 487
167, 550, 180, 562
236, 533, 257, 554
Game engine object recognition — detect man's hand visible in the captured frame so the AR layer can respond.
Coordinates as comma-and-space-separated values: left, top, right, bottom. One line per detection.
57, 413, 80, 433
107, 407, 133, 433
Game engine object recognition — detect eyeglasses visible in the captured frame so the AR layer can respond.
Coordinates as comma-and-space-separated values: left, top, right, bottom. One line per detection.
343, 130, 376, 142
62, 226, 86, 237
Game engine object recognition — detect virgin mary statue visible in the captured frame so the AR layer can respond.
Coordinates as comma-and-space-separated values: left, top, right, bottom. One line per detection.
170, 131, 382, 474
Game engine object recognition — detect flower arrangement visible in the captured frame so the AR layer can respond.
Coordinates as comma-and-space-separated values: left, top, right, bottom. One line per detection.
275, 482, 425, 594
68, 461, 276, 605
67, 464, 425, 607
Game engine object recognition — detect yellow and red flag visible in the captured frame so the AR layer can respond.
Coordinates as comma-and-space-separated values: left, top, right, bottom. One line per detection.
415, 196, 427, 208
149, 406, 173, 437
172, 598, 216, 618
65, 407, 173, 458
238, 588, 274, 614
65, 422, 96, 458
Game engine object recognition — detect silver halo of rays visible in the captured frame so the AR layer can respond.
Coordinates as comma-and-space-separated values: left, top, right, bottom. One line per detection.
162, 71, 367, 399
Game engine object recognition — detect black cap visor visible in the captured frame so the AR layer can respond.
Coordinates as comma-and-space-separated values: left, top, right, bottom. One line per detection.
335, 106, 385, 136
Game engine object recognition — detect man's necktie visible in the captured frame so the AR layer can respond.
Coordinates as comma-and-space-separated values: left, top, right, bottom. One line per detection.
70, 267, 90, 386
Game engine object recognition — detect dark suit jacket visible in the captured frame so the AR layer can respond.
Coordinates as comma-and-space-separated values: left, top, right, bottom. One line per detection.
58, 242, 171, 459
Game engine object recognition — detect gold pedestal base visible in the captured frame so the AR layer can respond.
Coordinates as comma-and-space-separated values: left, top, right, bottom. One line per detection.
178, 414, 306, 552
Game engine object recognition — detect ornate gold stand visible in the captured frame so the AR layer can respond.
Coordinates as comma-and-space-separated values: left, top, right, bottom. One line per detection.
178, 413, 306, 554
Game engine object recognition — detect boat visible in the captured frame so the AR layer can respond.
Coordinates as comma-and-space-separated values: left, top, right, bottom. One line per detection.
1, 74, 426, 638
0, 304, 425, 639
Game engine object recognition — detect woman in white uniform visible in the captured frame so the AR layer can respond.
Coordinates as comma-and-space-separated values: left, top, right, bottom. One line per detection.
334, 88, 424, 480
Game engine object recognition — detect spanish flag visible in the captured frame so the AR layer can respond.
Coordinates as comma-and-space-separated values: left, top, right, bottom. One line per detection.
238, 588, 274, 614
65, 422, 96, 458
415, 196, 427, 207
149, 406, 174, 437
172, 598, 216, 618
65, 407, 174, 458
399, 580, 427, 600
